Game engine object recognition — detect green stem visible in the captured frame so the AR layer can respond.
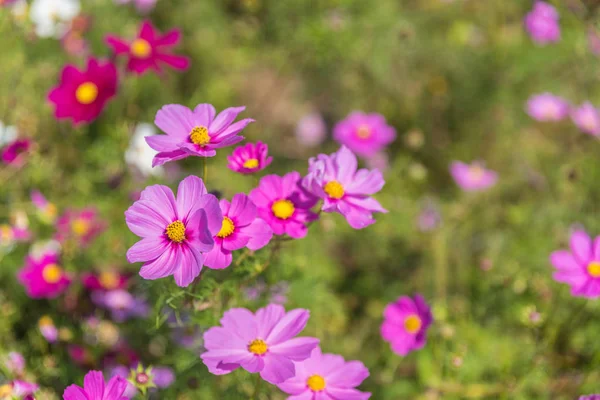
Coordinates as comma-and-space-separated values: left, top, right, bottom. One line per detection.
252, 373, 262, 399
202, 157, 208, 183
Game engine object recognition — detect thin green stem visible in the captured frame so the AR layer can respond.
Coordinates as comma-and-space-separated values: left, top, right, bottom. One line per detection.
202, 157, 208, 183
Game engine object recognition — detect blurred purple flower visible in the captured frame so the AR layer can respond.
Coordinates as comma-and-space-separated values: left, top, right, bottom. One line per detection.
526, 93, 569, 122
571, 102, 600, 136
524, 1, 560, 45
92, 289, 149, 322
4, 352, 25, 375
270, 281, 289, 305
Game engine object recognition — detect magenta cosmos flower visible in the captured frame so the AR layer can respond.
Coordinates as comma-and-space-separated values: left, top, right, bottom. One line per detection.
227, 141, 273, 174
55, 207, 106, 247
277, 347, 371, 400
106, 20, 190, 75
2, 139, 32, 167
524, 1, 560, 45
204, 193, 273, 270
249, 172, 318, 239
48, 58, 118, 125
125, 175, 221, 287
17, 252, 71, 299
449, 161, 497, 192
146, 103, 254, 167
0, 380, 38, 399
549, 230, 600, 298
82, 270, 128, 291
303, 145, 387, 229
63, 370, 128, 400
381, 294, 433, 356
333, 111, 396, 158
526, 93, 570, 122
571, 102, 600, 136
201, 304, 319, 384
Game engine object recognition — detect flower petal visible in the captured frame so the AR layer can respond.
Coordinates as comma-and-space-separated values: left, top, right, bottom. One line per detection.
325, 360, 369, 387
256, 304, 286, 339
266, 308, 310, 345
83, 371, 105, 400
240, 218, 273, 251
260, 353, 295, 384
176, 175, 208, 220
269, 337, 319, 361
154, 104, 195, 139
63, 385, 88, 400
139, 246, 179, 280
126, 237, 168, 263
210, 106, 246, 135
173, 245, 202, 287
103, 375, 127, 400
571, 230, 592, 264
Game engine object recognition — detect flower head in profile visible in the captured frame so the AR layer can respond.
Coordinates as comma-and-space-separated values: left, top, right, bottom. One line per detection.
201, 304, 319, 384
30, 0, 80, 38
146, 104, 254, 167
333, 111, 396, 158
249, 172, 318, 239
48, 58, 118, 125
125, 176, 221, 287
449, 161, 497, 192
526, 93, 570, 122
550, 230, 600, 298
381, 294, 433, 356
524, 1, 560, 45
204, 193, 273, 270
125, 123, 164, 178
227, 142, 273, 174
296, 113, 327, 147
106, 21, 190, 75
55, 207, 106, 247
303, 145, 387, 229
110, 364, 174, 398
2, 139, 32, 167
31, 190, 58, 224
571, 102, 600, 136
17, 252, 71, 299
0, 380, 38, 399
277, 347, 371, 400
63, 370, 128, 400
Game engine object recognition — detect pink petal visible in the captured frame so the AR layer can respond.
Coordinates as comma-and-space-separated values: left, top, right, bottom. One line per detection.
326, 388, 371, 400
139, 246, 179, 280
152, 149, 190, 167
269, 337, 319, 361
260, 353, 295, 384
104, 376, 127, 400
105, 35, 130, 54
203, 326, 246, 350
154, 104, 195, 139
63, 385, 88, 400
288, 393, 314, 400
145, 135, 179, 152
239, 355, 265, 373
326, 360, 369, 387
138, 20, 156, 41
126, 237, 168, 263
334, 145, 358, 184
221, 308, 258, 342
229, 193, 257, 226
549, 250, 581, 271
193, 103, 216, 127
173, 245, 202, 287
222, 232, 251, 251
211, 118, 254, 141
186, 209, 215, 253
210, 106, 246, 134
196, 194, 222, 235
256, 304, 286, 338
240, 218, 273, 251
203, 246, 232, 270
125, 200, 169, 238
155, 29, 181, 46
266, 308, 310, 345
570, 230, 592, 264
156, 53, 190, 70
139, 184, 178, 220
594, 236, 600, 260
176, 175, 208, 219
83, 371, 104, 399
345, 169, 385, 195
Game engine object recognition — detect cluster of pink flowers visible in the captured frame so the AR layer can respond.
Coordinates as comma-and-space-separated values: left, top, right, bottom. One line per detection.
524, 1, 560, 45
526, 94, 600, 137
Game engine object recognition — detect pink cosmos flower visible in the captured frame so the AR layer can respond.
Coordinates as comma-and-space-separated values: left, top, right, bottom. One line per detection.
0, 380, 38, 399
105, 21, 190, 75
381, 294, 433, 356
82, 270, 129, 291
114, 0, 157, 13
549, 230, 600, 298
125, 175, 221, 287
449, 161, 498, 192
227, 142, 273, 174
55, 207, 106, 247
277, 347, 371, 400
249, 172, 318, 239
296, 113, 327, 147
17, 252, 71, 299
2, 139, 32, 167
526, 93, 570, 122
571, 102, 600, 136
146, 103, 254, 167
31, 190, 58, 224
333, 111, 396, 158
48, 58, 118, 125
201, 304, 319, 384
524, 1, 560, 45
38, 316, 58, 343
63, 370, 128, 400
303, 145, 387, 229
204, 193, 273, 270
4, 352, 25, 376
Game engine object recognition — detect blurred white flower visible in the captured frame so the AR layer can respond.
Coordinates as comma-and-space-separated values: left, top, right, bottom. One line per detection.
0, 121, 18, 147
125, 123, 163, 178
30, 0, 80, 38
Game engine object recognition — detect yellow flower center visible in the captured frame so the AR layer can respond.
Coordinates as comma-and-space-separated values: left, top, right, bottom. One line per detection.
190, 126, 211, 146
588, 261, 600, 278
404, 314, 422, 334
0, 384, 12, 397
99, 271, 120, 289
324, 180, 345, 199
165, 220, 186, 243
243, 158, 259, 169
356, 124, 372, 140
307, 375, 326, 392
42, 264, 63, 284
217, 217, 235, 238
271, 199, 295, 220
39, 315, 53, 327
71, 218, 90, 236
248, 339, 268, 355
0, 225, 13, 243
130, 38, 152, 59
75, 82, 98, 105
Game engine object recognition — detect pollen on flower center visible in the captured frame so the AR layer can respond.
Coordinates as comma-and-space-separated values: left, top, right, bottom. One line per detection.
271, 199, 295, 220
165, 220, 186, 243
99, 271, 119, 289
71, 218, 90, 236
42, 264, 63, 284
588, 262, 600, 278
324, 180, 345, 199
217, 216, 235, 238
248, 339, 268, 355
356, 124, 372, 140
243, 158, 259, 169
190, 126, 211, 146
130, 38, 152, 59
75, 82, 99, 105
307, 375, 326, 391
404, 314, 422, 334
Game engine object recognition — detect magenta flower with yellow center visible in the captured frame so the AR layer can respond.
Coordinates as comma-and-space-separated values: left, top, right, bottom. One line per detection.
227, 141, 273, 174
17, 252, 71, 299
201, 304, 319, 384
333, 111, 396, 158
381, 294, 433, 356
125, 175, 221, 287
146, 103, 254, 167
55, 207, 106, 247
550, 230, 600, 298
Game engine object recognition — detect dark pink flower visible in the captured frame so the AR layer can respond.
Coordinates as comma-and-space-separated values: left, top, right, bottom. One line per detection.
227, 142, 273, 174
63, 370, 127, 400
106, 21, 190, 75
524, 2, 560, 45
48, 58, 118, 125
82, 270, 129, 291
17, 252, 71, 299
333, 111, 396, 158
55, 207, 106, 247
381, 294, 433, 356
2, 139, 32, 167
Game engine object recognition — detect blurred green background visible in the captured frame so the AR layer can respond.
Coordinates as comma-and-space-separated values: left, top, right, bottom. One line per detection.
2, 0, 600, 398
